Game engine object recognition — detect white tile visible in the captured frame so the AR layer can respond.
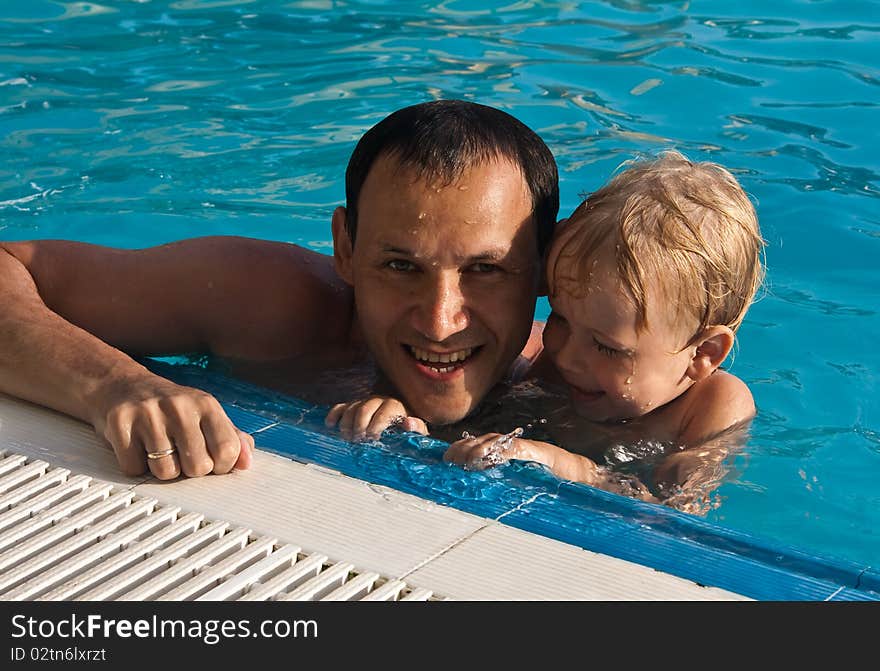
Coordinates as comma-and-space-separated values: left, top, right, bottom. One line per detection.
406, 522, 750, 601
0, 394, 142, 487
134, 449, 487, 579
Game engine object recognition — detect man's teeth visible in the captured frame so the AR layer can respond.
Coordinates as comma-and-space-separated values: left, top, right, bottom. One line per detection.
410, 346, 474, 369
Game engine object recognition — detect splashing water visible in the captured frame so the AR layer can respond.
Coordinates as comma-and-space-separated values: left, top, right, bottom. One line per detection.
472, 426, 525, 470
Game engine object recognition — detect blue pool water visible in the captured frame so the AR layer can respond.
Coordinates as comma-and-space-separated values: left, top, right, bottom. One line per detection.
1, 1, 877, 571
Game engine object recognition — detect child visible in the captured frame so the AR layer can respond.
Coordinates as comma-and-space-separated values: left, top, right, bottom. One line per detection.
326, 151, 765, 511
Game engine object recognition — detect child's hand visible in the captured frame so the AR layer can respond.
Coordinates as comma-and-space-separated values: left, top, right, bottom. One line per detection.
444, 428, 534, 470
325, 396, 428, 442
445, 431, 659, 503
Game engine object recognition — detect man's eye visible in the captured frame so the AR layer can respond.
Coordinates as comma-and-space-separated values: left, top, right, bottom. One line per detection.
469, 262, 500, 273
386, 259, 416, 272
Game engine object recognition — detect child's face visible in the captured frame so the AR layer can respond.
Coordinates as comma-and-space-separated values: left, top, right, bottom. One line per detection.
543, 239, 697, 423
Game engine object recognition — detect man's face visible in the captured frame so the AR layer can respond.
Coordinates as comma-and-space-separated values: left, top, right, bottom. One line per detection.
333, 154, 541, 425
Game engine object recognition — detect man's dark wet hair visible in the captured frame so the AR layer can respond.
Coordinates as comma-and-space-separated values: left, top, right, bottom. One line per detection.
344, 99, 559, 256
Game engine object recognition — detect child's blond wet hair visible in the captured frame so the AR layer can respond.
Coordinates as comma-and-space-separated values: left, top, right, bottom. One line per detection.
551, 150, 765, 344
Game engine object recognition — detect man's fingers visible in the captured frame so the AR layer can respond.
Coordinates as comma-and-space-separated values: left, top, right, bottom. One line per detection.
131, 412, 181, 480
365, 403, 409, 439
337, 399, 384, 441
102, 411, 145, 477
160, 410, 211, 478
96, 381, 252, 480
233, 430, 254, 471
140, 434, 181, 481
350, 398, 386, 439
327, 398, 427, 442
336, 403, 360, 440
400, 417, 429, 435
200, 413, 243, 475
325, 404, 347, 427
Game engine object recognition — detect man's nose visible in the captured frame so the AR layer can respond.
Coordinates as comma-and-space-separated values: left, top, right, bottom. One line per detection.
413, 271, 469, 342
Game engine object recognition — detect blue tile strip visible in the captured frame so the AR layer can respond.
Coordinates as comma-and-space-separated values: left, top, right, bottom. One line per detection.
146, 360, 879, 601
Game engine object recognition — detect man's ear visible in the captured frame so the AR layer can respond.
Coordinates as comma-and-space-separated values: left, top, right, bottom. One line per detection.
331, 206, 354, 285
686, 325, 735, 381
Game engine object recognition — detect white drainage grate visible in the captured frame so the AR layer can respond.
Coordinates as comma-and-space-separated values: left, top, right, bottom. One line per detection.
0, 451, 444, 602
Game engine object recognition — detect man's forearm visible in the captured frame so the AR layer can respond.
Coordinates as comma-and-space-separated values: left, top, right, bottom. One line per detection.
0, 247, 149, 425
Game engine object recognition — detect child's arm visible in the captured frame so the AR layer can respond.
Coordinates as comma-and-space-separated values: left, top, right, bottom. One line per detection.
325, 397, 429, 442
654, 418, 752, 512
445, 433, 657, 502
652, 372, 756, 512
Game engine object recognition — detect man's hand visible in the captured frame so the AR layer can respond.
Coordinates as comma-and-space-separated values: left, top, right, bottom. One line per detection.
91, 374, 254, 480
324, 396, 428, 442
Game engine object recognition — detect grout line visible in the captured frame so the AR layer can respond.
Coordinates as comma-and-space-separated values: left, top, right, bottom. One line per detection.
396, 492, 553, 582
250, 422, 281, 435
496, 492, 549, 522
396, 520, 494, 583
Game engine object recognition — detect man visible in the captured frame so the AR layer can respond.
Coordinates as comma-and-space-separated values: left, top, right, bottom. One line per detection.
0, 99, 559, 481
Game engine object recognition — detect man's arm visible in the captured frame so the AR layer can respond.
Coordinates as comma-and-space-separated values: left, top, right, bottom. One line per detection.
0, 236, 350, 479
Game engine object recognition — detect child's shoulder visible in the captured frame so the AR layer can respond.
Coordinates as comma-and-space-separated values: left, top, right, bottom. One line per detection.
702, 369, 754, 406
678, 370, 756, 446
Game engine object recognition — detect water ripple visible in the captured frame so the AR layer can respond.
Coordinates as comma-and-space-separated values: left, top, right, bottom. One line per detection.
770, 283, 875, 317
750, 143, 880, 198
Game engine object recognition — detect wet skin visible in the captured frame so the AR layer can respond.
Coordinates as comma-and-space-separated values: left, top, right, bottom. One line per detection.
541, 235, 698, 424
332, 155, 542, 426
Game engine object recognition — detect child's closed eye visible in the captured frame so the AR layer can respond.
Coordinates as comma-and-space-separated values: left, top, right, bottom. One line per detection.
593, 336, 621, 357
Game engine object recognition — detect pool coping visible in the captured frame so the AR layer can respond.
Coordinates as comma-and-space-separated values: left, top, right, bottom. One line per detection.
222, 402, 878, 601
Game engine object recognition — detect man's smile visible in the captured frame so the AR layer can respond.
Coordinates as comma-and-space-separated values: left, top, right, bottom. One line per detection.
406, 345, 480, 376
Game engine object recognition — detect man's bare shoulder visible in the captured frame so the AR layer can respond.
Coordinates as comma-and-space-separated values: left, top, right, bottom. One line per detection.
169, 237, 355, 360
2, 236, 355, 362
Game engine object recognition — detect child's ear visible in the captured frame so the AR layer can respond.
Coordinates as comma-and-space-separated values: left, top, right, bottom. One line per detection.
331, 206, 354, 285
686, 326, 735, 381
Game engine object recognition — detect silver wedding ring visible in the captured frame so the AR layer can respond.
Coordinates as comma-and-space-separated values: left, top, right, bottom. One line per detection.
146, 447, 177, 460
